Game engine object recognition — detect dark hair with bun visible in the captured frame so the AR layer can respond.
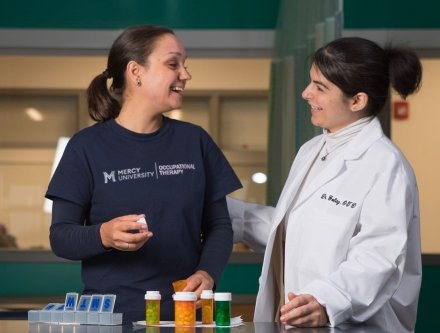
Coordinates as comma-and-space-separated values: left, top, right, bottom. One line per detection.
312, 37, 422, 116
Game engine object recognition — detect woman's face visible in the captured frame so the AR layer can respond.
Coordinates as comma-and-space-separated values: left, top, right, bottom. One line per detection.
139, 33, 192, 112
301, 64, 361, 133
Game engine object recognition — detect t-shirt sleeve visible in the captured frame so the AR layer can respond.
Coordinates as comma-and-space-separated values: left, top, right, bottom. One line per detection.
45, 136, 93, 206
202, 134, 242, 203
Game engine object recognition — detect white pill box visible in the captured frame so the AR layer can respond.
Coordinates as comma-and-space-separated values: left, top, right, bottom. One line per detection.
27, 292, 122, 325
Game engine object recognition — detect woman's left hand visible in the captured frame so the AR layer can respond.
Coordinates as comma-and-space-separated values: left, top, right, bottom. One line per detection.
279, 292, 329, 327
183, 270, 214, 307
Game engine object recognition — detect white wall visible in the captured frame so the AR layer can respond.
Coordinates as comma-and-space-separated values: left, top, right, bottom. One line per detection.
392, 58, 440, 253
0, 56, 270, 90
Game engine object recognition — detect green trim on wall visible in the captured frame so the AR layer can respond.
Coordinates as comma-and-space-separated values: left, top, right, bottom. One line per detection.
344, 0, 440, 29
0, 0, 280, 30
216, 263, 261, 294
2, 0, 440, 30
415, 265, 440, 332
0, 262, 261, 297
0, 262, 83, 296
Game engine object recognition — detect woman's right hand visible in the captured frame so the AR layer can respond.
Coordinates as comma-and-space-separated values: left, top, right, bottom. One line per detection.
99, 214, 153, 251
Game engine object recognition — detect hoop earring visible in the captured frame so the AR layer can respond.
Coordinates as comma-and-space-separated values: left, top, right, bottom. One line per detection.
136, 77, 142, 87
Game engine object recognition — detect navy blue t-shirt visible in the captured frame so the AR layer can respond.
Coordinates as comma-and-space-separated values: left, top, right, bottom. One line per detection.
46, 117, 241, 323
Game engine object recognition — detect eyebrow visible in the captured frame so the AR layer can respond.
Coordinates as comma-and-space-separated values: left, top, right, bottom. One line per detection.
167, 52, 186, 58
313, 79, 329, 90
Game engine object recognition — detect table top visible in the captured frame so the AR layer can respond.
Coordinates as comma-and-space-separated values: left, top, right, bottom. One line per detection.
0, 320, 389, 333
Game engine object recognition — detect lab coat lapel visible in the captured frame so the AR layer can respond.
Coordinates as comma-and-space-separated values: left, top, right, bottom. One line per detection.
294, 155, 346, 209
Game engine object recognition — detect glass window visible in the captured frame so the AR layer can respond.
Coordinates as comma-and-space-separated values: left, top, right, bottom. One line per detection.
0, 91, 83, 249
0, 94, 78, 148
165, 96, 210, 132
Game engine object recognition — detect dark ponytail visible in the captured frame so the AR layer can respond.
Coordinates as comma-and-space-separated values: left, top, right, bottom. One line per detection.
86, 70, 120, 122
86, 25, 175, 122
385, 46, 422, 99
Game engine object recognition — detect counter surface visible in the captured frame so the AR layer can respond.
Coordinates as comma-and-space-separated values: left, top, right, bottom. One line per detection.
0, 320, 389, 333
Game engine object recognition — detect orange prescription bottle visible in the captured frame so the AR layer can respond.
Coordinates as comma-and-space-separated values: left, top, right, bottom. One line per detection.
200, 290, 214, 324
145, 291, 161, 325
173, 292, 197, 327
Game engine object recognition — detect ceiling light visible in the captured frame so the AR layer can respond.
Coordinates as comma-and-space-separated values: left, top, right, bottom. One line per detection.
252, 172, 267, 184
25, 108, 44, 122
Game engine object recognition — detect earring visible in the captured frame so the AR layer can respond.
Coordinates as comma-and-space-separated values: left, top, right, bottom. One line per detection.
136, 77, 142, 87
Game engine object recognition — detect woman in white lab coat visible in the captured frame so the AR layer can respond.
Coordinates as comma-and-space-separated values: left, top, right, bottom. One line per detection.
228, 37, 422, 333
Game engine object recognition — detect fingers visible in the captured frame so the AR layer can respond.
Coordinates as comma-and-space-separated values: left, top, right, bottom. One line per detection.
279, 293, 328, 327
119, 231, 153, 251
100, 214, 153, 250
181, 271, 214, 309
183, 270, 214, 297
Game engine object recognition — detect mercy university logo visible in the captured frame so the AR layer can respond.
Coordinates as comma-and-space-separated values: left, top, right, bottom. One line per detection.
102, 163, 196, 184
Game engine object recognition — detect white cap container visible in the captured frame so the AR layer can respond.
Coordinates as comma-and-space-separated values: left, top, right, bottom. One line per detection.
214, 292, 231, 301
144, 291, 161, 300
201, 290, 214, 299
172, 292, 197, 301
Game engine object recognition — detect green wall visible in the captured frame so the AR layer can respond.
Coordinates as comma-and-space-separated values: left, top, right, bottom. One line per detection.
0, 262, 260, 296
1, 0, 440, 30
344, 0, 440, 29
0, 0, 280, 29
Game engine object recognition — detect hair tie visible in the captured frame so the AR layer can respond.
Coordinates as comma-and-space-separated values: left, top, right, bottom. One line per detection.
102, 69, 110, 79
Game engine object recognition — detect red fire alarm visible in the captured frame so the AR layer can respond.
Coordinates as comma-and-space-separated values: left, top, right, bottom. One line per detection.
393, 101, 409, 120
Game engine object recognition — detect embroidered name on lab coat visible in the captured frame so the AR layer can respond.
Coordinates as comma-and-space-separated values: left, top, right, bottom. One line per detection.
321, 193, 357, 208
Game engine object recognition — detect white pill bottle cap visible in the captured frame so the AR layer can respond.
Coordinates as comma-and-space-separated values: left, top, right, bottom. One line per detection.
201, 290, 214, 299
145, 291, 161, 300
214, 292, 232, 301
173, 292, 197, 301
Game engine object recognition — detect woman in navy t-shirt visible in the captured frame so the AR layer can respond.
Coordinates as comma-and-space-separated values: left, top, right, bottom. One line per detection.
46, 25, 241, 324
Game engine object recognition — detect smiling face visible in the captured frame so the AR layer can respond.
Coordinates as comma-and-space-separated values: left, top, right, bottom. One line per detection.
138, 33, 192, 113
301, 64, 365, 133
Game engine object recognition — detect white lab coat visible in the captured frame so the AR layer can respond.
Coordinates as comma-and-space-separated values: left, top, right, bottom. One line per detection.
228, 117, 421, 333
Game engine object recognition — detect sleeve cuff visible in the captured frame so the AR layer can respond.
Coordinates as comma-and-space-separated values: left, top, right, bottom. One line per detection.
226, 196, 245, 243
301, 279, 352, 326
